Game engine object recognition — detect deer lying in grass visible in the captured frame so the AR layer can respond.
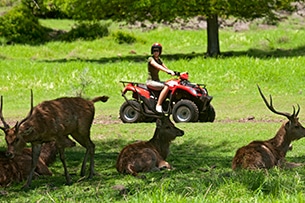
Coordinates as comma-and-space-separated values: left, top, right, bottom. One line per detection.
232, 85, 305, 170
1, 92, 109, 188
0, 138, 75, 187
116, 116, 184, 177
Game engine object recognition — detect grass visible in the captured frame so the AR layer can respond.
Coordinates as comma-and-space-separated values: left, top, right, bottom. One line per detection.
1, 16, 305, 202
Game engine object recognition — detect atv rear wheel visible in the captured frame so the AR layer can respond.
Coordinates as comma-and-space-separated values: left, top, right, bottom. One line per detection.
119, 100, 144, 123
199, 104, 216, 122
172, 100, 199, 123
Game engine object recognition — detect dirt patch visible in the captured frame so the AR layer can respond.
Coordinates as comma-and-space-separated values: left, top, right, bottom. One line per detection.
93, 115, 122, 125
216, 116, 284, 123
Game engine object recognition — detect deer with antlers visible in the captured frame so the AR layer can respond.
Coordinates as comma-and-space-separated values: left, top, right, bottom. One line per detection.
1, 91, 109, 188
232, 85, 305, 170
116, 114, 184, 177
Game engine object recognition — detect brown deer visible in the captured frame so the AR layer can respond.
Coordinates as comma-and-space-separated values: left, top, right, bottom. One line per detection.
1, 92, 109, 188
232, 85, 305, 170
116, 116, 184, 177
0, 138, 76, 187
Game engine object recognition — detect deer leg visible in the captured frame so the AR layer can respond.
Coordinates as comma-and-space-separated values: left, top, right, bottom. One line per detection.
81, 141, 95, 178
23, 143, 42, 189
81, 149, 89, 177
89, 142, 95, 178
71, 131, 95, 178
57, 147, 71, 185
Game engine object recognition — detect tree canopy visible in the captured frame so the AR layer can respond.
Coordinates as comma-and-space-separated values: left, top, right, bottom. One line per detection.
16, 0, 303, 55
49, 0, 298, 21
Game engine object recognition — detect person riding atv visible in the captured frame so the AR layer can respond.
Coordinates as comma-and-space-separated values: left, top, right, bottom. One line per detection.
146, 43, 175, 113
119, 43, 215, 123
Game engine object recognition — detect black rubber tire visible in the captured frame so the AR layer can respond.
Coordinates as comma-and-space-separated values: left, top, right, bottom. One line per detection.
119, 100, 144, 123
172, 100, 199, 123
199, 104, 216, 122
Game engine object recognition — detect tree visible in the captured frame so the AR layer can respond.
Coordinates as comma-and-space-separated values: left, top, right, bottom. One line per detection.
46, 0, 298, 56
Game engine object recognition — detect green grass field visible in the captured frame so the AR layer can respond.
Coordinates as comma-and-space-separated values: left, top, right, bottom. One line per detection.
1, 16, 305, 202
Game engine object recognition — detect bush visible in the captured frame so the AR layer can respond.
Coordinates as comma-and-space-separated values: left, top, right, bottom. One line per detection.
60, 21, 110, 41
112, 30, 137, 44
0, 5, 50, 44
0, 0, 18, 7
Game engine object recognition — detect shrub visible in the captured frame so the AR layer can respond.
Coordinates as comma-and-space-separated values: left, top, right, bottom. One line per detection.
60, 21, 110, 41
112, 30, 137, 44
0, 5, 50, 44
0, 0, 18, 7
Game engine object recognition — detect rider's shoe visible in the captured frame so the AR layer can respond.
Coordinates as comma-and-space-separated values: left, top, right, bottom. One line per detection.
156, 105, 163, 113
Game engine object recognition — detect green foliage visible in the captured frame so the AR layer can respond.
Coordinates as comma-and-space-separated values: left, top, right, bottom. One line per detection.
0, 5, 50, 44
60, 21, 110, 41
22, 0, 68, 18
48, 0, 298, 22
0, 0, 19, 7
112, 30, 137, 44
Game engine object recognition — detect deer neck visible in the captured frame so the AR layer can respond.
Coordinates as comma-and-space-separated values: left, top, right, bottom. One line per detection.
148, 129, 170, 159
268, 125, 291, 157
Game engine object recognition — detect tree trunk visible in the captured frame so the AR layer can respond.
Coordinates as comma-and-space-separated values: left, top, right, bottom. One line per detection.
206, 14, 220, 56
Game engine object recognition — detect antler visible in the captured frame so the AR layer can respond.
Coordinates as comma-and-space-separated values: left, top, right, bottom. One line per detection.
257, 85, 300, 119
16, 90, 34, 129
0, 95, 10, 130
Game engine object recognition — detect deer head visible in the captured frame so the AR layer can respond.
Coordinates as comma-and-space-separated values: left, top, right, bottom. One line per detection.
155, 116, 184, 141
257, 85, 305, 141
1, 91, 34, 158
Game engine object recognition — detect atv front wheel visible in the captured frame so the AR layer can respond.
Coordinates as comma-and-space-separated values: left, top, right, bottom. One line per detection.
119, 100, 144, 123
172, 100, 199, 123
199, 104, 216, 122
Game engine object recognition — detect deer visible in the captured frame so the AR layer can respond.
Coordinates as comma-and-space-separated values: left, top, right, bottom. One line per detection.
116, 115, 184, 177
1, 91, 109, 188
0, 138, 76, 187
232, 85, 305, 170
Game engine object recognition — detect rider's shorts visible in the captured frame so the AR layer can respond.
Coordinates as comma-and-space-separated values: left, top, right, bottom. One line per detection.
146, 80, 165, 91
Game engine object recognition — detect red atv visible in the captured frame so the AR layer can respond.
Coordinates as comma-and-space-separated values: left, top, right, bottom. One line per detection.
119, 72, 215, 123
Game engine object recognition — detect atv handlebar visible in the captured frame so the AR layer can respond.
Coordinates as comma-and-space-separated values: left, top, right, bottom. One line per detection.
174, 71, 180, 76
167, 71, 180, 76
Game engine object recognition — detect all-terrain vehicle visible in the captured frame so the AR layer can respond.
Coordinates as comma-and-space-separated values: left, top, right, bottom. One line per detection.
119, 71, 215, 123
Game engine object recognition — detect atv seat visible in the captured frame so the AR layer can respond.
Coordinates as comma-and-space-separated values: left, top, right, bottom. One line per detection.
147, 86, 161, 99
137, 84, 160, 98
137, 83, 149, 90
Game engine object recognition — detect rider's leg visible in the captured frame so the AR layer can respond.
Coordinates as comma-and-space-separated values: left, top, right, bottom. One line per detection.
156, 85, 169, 112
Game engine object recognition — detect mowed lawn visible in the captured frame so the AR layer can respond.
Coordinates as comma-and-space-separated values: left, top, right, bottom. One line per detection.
1, 16, 305, 202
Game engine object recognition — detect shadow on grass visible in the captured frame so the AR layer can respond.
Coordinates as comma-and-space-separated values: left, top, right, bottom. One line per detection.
4, 138, 305, 200
38, 45, 305, 65
8, 138, 233, 189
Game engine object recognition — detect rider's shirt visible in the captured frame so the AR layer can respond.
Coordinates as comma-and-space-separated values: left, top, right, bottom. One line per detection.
147, 56, 163, 82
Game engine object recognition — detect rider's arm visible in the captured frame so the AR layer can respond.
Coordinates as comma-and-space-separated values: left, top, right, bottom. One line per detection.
150, 60, 175, 75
